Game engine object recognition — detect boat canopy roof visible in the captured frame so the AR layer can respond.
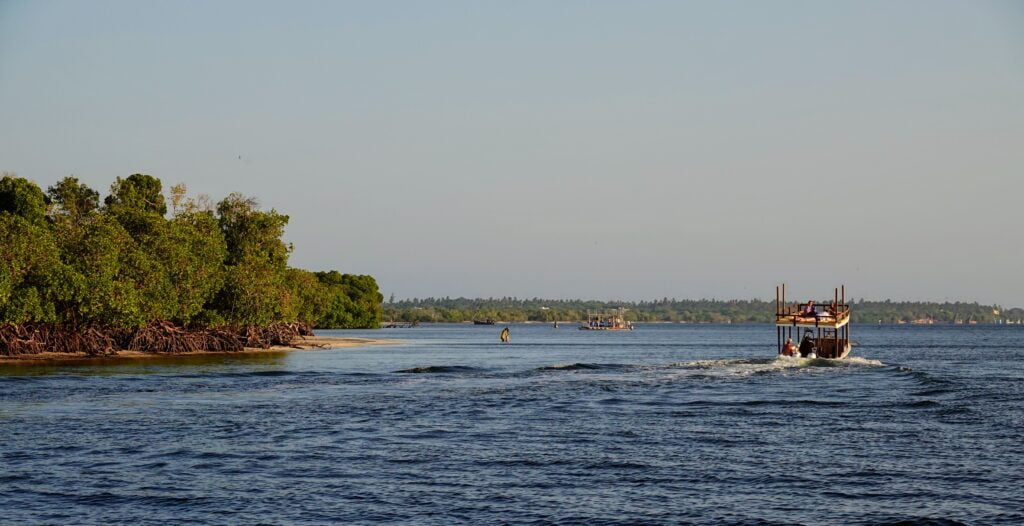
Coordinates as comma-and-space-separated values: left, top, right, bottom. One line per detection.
775, 310, 850, 329
774, 284, 850, 329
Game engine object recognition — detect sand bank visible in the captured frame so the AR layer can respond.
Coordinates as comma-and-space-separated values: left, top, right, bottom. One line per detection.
0, 334, 400, 366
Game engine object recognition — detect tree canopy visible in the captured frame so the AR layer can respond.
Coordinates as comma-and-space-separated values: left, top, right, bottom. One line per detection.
0, 174, 48, 225
0, 173, 382, 332
47, 176, 100, 221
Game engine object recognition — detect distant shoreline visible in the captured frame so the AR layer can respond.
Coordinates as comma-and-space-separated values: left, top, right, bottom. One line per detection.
0, 335, 400, 366
385, 298, 1023, 325
393, 320, 1020, 326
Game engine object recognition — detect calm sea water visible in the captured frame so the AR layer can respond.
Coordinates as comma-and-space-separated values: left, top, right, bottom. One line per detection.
1, 324, 1022, 525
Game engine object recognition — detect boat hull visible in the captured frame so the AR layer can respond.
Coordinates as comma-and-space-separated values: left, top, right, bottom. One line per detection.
779, 342, 851, 359
816, 340, 851, 359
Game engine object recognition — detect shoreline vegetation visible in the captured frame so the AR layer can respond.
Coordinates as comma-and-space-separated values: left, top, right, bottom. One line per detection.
1, 173, 384, 360
385, 298, 1024, 325
0, 334, 399, 366
4, 173, 1015, 362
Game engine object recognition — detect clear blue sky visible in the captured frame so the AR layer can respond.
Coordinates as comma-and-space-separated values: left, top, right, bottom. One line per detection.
2, 1, 1022, 306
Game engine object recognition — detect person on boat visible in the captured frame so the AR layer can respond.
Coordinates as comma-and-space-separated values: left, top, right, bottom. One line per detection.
782, 338, 798, 357
801, 301, 815, 316
798, 332, 815, 358
500, 327, 510, 343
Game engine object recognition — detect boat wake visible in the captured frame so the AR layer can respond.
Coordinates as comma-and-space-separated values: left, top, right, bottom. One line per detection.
537, 363, 626, 372
527, 356, 883, 382
394, 365, 484, 374
664, 356, 883, 378
392, 357, 883, 380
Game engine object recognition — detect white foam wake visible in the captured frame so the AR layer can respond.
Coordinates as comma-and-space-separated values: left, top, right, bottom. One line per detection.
664, 355, 883, 379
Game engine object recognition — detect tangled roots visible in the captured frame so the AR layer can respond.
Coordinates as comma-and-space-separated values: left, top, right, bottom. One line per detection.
234, 322, 310, 349
128, 321, 244, 354
1, 324, 116, 357
0, 320, 313, 357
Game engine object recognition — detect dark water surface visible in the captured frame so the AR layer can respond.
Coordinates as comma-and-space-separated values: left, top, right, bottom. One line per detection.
2, 324, 1022, 525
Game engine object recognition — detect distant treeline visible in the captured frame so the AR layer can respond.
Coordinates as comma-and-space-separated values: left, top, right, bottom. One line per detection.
1, 173, 382, 355
385, 297, 1024, 325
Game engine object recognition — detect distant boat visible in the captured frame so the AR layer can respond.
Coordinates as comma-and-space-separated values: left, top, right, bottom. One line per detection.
381, 321, 418, 328
579, 309, 633, 331
473, 319, 496, 325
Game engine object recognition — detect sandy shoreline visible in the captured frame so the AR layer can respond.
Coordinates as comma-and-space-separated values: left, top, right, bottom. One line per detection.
0, 335, 400, 366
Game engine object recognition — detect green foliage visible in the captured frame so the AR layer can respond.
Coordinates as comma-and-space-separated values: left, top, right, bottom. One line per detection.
284, 268, 330, 326
215, 254, 290, 327
211, 193, 292, 326
158, 212, 227, 324
314, 271, 383, 329
105, 174, 167, 216
0, 173, 383, 334
216, 193, 290, 266
321, 291, 357, 328
0, 214, 70, 323
104, 175, 168, 240
53, 213, 171, 327
47, 176, 99, 221
339, 274, 384, 328
0, 174, 48, 225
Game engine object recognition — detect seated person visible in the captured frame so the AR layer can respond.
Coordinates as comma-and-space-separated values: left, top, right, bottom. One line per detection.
798, 334, 815, 357
798, 301, 817, 319
781, 338, 798, 357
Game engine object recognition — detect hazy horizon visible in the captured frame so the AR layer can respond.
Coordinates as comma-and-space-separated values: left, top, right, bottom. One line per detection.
2, 1, 1022, 307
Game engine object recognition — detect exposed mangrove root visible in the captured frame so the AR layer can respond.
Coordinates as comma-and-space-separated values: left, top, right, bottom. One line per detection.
0, 320, 314, 357
0, 323, 46, 356
1, 324, 116, 357
233, 321, 312, 349
43, 325, 117, 356
128, 321, 244, 354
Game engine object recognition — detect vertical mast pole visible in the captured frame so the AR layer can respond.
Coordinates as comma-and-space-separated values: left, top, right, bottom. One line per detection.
843, 285, 848, 351
776, 286, 781, 354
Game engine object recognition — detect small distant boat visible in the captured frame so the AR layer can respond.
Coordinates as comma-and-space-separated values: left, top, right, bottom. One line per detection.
775, 284, 851, 359
473, 319, 496, 325
579, 309, 634, 331
381, 321, 418, 328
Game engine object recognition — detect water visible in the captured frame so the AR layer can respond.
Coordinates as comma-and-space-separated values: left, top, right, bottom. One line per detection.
2, 324, 1022, 525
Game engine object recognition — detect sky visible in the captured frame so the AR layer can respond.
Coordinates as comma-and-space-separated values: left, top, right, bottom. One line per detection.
1, 1, 1022, 306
